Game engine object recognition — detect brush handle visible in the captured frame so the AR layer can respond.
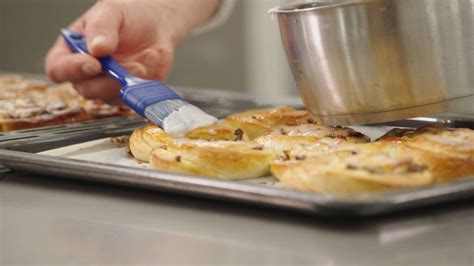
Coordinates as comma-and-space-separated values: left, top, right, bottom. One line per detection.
61, 29, 183, 117
60, 29, 132, 87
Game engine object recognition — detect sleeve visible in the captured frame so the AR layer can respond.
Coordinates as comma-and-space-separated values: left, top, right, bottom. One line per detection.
193, 0, 236, 34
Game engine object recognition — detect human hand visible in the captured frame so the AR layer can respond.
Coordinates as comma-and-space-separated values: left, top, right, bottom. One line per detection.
45, 0, 221, 104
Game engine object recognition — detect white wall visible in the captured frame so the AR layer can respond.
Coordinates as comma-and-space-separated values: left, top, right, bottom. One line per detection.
242, 0, 298, 100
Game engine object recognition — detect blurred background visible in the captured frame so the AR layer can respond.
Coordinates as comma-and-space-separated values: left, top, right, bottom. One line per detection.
0, 0, 298, 101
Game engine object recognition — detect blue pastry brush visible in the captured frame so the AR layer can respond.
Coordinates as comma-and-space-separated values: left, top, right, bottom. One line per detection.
60, 29, 217, 136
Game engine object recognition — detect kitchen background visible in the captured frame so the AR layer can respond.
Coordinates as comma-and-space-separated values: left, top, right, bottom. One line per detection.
2, 0, 473, 115
0, 0, 297, 101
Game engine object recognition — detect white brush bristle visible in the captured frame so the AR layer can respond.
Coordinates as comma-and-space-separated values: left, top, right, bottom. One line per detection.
145, 99, 218, 137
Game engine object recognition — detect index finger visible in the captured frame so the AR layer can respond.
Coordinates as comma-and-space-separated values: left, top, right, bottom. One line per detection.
45, 36, 102, 83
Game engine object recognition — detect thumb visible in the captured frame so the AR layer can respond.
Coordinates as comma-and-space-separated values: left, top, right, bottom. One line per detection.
84, 2, 122, 57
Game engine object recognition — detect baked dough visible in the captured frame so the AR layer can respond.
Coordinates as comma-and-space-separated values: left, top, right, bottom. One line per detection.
129, 124, 173, 162
225, 106, 316, 139
129, 123, 250, 162
131, 125, 275, 180
0, 77, 133, 132
130, 112, 370, 180
272, 142, 435, 196
129, 107, 474, 194
378, 125, 474, 181
150, 138, 276, 180
274, 125, 474, 195
255, 124, 370, 157
185, 122, 249, 141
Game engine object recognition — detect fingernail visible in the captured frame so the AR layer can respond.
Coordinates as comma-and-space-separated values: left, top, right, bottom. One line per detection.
91, 34, 107, 48
81, 63, 101, 76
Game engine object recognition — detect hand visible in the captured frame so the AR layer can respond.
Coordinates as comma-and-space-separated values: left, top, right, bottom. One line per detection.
45, 0, 221, 104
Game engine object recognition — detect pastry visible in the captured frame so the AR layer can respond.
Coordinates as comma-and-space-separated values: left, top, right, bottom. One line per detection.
225, 106, 316, 139
255, 124, 370, 156
0, 75, 134, 132
130, 111, 368, 180
378, 125, 474, 181
150, 138, 276, 180
129, 123, 249, 162
129, 108, 474, 194
130, 125, 275, 180
272, 142, 435, 196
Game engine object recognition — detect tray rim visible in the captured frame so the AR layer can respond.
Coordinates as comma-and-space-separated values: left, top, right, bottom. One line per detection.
1, 148, 474, 217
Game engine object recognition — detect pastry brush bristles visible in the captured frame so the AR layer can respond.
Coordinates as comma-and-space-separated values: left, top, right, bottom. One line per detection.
144, 99, 189, 127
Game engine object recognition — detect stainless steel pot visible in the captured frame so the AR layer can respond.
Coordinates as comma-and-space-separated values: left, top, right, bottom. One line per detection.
270, 0, 474, 125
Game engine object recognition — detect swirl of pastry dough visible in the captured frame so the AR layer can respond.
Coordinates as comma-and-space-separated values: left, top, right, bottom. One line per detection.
129, 122, 248, 163
255, 124, 370, 158
131, 106, 312, 163
130, 107, 372, 181
129, 125, 275, 179
225, 106, 316, 140
272, 142, 435, 196
378, 125, 474, 181
150, 138, 276, 180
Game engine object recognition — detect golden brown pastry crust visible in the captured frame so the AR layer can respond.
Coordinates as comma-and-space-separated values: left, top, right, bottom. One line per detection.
150, 139, 276, 180
130, 109, 474, 195
0, 111, 92, 132
255, 124, 370, 156
129, 123, 250, 163
0, 78, 134, 132
131, 109, 370, 181
273, 142, 435, 196
129, 117, 370, 178
129, 125, 172, 162
225, 106, 316, 139
275, 126, 474, 195
185, 122, 249, 141
130, 124, 276, 180
378, 125, 474, 181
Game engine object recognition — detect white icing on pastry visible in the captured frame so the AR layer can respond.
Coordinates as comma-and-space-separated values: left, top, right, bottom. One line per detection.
163, 105, 218, 137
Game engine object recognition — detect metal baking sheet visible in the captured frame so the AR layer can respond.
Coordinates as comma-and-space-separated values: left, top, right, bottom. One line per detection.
0, 70, 266, 145
1, 119, 474, 217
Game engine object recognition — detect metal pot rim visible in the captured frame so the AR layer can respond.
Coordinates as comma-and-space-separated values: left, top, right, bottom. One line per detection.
268, 0, 376, 14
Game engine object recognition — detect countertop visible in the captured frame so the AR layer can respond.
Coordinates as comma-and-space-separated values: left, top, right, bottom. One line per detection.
1, 170, 473, 266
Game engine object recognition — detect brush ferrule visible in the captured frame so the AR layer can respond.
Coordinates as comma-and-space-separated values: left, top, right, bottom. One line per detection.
121, 82, 181, 116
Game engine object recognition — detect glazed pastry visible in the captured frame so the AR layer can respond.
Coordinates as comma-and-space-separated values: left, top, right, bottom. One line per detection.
272, 142, 435, 196
0, 76, 133, 132
150, 138, 276, 180
131, 107, 369, 180
378, 125, 474, 181
225, 106, 316, 139
255, 124, 370, 156
129, 123, 249, 162
130, 108, 474, 194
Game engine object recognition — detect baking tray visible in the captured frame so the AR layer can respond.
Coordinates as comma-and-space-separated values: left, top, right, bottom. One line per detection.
0, 115, 473, 217
0, 70, 264, 145
0, 83, 262, 146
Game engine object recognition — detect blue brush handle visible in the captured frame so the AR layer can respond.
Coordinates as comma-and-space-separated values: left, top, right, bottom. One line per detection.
60, 29, 131, 87
60, 29, 182, 116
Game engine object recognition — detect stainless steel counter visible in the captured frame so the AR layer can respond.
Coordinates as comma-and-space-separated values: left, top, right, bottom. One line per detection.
1, 171, 473, 265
